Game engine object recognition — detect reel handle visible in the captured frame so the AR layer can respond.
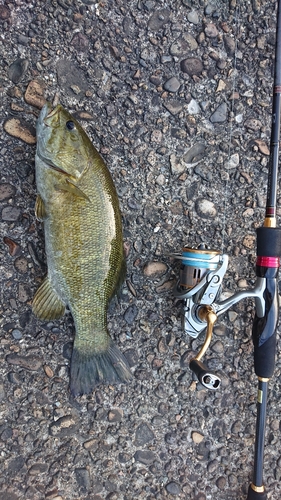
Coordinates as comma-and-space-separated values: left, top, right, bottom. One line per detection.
189, 359, 221, 390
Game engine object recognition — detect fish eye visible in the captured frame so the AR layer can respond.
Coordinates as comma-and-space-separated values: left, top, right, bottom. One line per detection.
66, 120, 75, 131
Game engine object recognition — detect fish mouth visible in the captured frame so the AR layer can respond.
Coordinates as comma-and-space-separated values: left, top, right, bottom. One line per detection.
41, 103, 62, 127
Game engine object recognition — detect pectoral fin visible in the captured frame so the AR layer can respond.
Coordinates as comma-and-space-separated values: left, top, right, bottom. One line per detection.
54, 179, 90, 201
35, 195, 47, 221
32, 276, 65, 320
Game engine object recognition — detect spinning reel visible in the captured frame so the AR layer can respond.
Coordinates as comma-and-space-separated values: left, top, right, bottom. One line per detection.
173, 244, 266, 391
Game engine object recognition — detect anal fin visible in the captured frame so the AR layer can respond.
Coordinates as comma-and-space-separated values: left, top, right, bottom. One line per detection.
32, 276, 65, 320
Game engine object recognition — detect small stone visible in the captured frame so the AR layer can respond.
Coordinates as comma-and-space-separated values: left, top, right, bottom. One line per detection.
238, 279, 248, 288
163, 100, 183, 115
225, 153, 239, 169
216, 476, 227, 490
170, 33, 198, 56
211, 340, 224, 354
187, 11, 199, 24
0, 183, 16, 201
242, 234, 255, 249
18, 283, 30, 303
135, 422, 155, 445
124, 304, 138, 325
134, 450, 156, 465
254, 139, 270, 155
204, 23, 218, 37
183, 143, 205, 163
108, 408, 123, 422
228, 311, 238, 322
244, 118, 262, 131
195, 198, 217, 219
83, 438, 98, 450
181, 57, 203, 76
24, 80, 46, 109
170, 153, 185, 174
6, 353, 42, 371
216, 79, 226, 92
18, 34, 29, 46
49, 415, 77, 437
11, 329, 22, 340
44, 365, 54, 378
124, 348, 139, 367
192, 431, 204, 443
8, 58, 29, 84
187, 99, 200, 115
14, 256, 28, 274
143, 261, 168, 278
3, 117, 36, 144
29, 463, 48, 475
75, 468, 91, 492
3, 236, 20, 257
223, 35, 236, 55
1, 206, 21, 221
165, 482, 181, 495
0, 5, 11, 20
163, 77, 180, 93
148, 8, 170, 31
71, 32, 89, 52
210, 103, 227, 123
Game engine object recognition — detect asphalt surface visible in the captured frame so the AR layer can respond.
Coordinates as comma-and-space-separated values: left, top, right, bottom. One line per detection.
1, 0, 281, 499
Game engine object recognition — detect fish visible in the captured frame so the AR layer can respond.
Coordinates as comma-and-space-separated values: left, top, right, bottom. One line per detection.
33, 102, 132, 396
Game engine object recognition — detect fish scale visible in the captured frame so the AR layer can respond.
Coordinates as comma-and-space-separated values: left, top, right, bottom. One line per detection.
33, 102, 132, 396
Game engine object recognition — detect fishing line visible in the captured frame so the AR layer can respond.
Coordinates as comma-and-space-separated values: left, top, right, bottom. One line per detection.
220, 0, 241, 254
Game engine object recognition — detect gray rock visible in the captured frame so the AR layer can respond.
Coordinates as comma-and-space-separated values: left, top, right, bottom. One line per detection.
163, 100, 183, 115
183, 143, 205, 163
57, 58, 88, 98
75, 468, 91, 492
195, 198, 217, 219
135, 422, 155, 445
223, 35, 236, 55
163, 77, 180, 93
188, 11, 199, 24
170, 33, 198, 56
1, 206, 20, 221
49, 415, 78, 437
210, 102, 227, 123
124, 304, 138, 324
134, 450, 157, 465
6, 353, 42, 371
180, 57, 203, 76
0, 183, 16, 201
8, 58, 29, 83
148, 8, 170, 31
165, 481, 181, 495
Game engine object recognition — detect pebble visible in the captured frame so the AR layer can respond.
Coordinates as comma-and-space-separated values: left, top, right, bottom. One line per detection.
134, 422, 155, 445
165, 481, 181, 495
183, 143, 206, 163
75, 468, 91, 492
24, 79, 46, 109
1, 206, 21, 221
223, 35, 236, 56
108, 408, 123, 422
0, 183, 16, 201
123, 304, 138, 324
225, 153, 239, 169
210, 103, 227, 123
188, 11, 199, 24
180, 57, 203, 76
49, 415, 77, 437
11, 329, 23, 340
163, 100, 183, 115
71, 32, 89, 52
3, 117, 36, 144
57, 58, 88, 98
134, 450, 157, 465
143, 261, 168, 278
170, 34, 198, 56
170, 153, 185, 174
148, 8, 170, 31
254, 139, 270, 155
204, 23, 218, 37
192, 431, 204, 444
163, 77, 180, 93
14, 256, 28, 273
195, 198, 217, 219
6, 353, 42, 371
244, 118, 262, 131
8, 58, 29, 84
0, 5, 10, 20
187, 99, 200, 115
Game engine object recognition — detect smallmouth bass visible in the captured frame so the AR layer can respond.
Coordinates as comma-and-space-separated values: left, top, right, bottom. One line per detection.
33, 102, 132, 396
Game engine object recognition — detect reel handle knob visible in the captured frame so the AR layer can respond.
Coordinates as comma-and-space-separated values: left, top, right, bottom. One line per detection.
189, 359, 221, 390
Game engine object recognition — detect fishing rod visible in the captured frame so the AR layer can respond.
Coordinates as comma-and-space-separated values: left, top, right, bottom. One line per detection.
172, 1, 281, 498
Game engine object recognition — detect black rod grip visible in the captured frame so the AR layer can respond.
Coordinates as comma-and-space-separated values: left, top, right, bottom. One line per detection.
252, 278, 279, 378
246, 485, 267, 500
256, 227, 281, 257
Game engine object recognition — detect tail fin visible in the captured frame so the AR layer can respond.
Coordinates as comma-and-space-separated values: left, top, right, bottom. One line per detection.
70, 339, 132, 396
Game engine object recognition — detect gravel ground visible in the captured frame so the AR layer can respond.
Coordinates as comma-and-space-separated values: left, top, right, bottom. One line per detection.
1, 0, 281, 499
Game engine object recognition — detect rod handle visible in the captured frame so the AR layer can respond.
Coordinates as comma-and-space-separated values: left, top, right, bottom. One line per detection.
246, 484, 267, 500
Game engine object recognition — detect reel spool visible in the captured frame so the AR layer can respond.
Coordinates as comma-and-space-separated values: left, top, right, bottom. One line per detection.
179, 245, 222, 290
